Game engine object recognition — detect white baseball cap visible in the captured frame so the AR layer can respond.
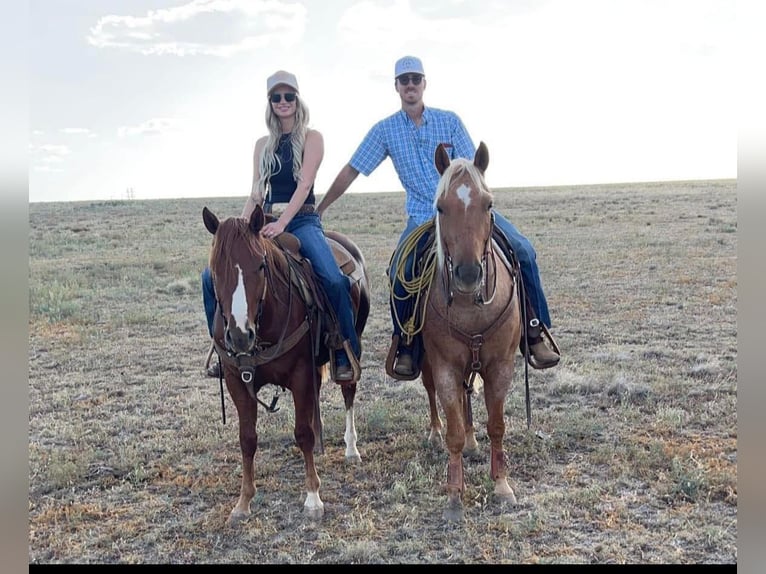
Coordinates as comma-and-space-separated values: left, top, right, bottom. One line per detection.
266, 70, 299, 94
394, 56, 425, 78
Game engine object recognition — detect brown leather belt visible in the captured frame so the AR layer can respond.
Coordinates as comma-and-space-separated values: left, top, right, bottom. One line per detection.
263, 203, 315, 216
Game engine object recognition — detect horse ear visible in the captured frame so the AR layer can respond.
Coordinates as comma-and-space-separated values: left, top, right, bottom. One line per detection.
474, 141, 489, 174
202, 206, 219, 235
250, 203, 266, 234
434, 143, 451, 175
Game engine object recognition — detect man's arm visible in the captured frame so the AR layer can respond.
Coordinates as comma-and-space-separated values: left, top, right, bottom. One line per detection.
316, 163, 360, 217
451, 112, 476, 160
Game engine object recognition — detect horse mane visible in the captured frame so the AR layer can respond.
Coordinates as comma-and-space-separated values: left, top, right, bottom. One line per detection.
209, 217, 288, 293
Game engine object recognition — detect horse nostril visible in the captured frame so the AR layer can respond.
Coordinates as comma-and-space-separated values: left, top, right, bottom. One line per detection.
247, 327, 256, 344
456, 264, 481, 285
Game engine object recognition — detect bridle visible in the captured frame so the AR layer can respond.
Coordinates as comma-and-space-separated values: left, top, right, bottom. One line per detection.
212, 249, 311, 392
440, 211, 498, 307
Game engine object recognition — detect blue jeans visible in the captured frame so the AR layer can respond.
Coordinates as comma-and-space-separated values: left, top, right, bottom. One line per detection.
201, 212, 360, 358
493, 211, 551, 328
388, 212, 552, 344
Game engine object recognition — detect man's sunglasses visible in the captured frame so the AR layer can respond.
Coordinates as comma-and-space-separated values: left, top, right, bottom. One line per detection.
269, 92, 297, 103
397, 74, 423, 86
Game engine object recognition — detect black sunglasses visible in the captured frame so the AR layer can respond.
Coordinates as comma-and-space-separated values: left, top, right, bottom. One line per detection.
397, 74, 423, 86
270, 92, 297, 103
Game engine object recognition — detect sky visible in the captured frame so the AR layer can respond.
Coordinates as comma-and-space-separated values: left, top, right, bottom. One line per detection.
28, 0, 736, 203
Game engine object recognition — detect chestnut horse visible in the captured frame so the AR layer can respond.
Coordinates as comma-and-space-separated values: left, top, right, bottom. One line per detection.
202, 204, 370, 523
421, 142, 522, 521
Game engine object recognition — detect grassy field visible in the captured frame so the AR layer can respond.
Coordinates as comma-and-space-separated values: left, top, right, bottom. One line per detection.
28, 180, 737, 564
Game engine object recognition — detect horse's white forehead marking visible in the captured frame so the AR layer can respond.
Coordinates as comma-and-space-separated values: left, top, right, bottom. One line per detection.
231, 263, 248, 329
455, 183, 472, 208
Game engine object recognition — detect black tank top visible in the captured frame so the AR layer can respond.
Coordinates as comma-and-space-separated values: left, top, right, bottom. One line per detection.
267, 133, 315, 205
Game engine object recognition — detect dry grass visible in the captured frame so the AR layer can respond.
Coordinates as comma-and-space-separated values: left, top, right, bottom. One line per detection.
28, 180, 737, 564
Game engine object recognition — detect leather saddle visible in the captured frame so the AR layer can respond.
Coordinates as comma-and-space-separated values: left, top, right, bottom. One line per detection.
272, 230, 364, 368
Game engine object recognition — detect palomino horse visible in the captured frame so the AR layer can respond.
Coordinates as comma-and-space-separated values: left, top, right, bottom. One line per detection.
421, 142, 522, 521
202, 204, 370, 523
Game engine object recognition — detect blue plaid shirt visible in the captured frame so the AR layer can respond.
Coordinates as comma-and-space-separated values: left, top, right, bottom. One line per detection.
350, 107, 475, 226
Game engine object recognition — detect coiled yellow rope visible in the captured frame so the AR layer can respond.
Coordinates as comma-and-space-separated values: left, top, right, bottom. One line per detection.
387, 219, 438, 344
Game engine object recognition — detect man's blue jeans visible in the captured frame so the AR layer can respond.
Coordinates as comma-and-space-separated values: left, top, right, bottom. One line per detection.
493, 211, 551, 328
388, 212, 552, 345
201, 212, 360, 358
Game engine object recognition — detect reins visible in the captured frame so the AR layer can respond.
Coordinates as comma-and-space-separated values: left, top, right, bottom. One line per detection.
212, 244, 315, 425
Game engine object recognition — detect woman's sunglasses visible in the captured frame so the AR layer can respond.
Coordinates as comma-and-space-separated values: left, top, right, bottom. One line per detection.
397, 74, 423, 86
270, 92, 297, 103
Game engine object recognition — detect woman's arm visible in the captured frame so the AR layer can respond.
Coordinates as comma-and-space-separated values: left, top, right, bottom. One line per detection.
241, 136, 267, 219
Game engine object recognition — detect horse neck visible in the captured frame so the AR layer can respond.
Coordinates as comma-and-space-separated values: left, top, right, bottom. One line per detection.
262, 243, 294, 306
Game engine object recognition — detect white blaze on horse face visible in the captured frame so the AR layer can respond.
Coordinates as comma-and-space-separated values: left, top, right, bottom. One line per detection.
456, 183, 472, 210
231, 263, 249, 330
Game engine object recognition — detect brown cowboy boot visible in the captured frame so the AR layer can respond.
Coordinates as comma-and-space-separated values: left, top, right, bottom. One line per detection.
522, 300, 560, 370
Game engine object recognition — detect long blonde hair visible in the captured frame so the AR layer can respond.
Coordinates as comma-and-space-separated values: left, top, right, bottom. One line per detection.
256, 95, 310, 200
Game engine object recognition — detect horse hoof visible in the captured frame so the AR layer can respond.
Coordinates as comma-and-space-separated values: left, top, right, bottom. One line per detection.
443, 504, 464, 523
304, 505, 325, 520
427, 431, 443, 449
462, 446, 481, 460
345, 453, 362, 464
495, 490, 518, 506
227, 509, 249, 526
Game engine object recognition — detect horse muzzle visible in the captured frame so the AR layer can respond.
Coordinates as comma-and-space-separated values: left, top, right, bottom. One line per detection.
452, 262, 483, 294
224, 324, 257, 355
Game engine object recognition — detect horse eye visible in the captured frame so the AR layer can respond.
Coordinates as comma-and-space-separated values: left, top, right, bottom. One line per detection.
436, 205, 443, 214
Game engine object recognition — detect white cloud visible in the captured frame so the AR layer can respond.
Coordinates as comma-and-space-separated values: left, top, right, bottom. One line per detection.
87, 0, 307, 57
117, 118, 185, 138
34, 165, 65, 173
61, 127, 97, 138
29, 143, 71, 173
32, 143, 70, 156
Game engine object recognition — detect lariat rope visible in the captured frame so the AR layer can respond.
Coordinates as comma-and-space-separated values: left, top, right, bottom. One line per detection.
387, 219, 438, 345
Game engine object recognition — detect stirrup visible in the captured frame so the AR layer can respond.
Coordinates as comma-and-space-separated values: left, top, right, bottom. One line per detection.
328, 340, 362, 384
524, 324, 561, 370
204, 340, 216, 372
385, 334, 420, 381
539, 323, 561, 357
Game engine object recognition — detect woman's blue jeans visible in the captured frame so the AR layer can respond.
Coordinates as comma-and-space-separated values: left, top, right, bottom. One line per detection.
388, 213, 552, 345
201, 212, 360, 358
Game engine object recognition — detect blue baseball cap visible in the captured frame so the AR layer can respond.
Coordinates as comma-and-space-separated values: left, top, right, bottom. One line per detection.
394, 56, 425, 78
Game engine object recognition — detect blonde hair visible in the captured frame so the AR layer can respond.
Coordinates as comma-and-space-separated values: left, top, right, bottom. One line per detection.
256, 94, 310, 200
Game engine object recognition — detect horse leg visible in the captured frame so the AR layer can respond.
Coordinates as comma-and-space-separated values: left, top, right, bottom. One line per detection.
292, 382, 324, 519
421, 359, 443, 447
483, 379, 517, 504
310, 367, 324, 456
341, 382, 361, 462
462, 383, 480, 457
226, 378, 258, 525
441, 397, 467, 522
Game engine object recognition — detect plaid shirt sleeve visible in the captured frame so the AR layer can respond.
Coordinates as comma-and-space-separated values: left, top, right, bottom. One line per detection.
349, 122, 388, 176
449, 112, 475, 160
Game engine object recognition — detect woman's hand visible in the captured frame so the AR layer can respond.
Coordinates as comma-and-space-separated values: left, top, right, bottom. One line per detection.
261, 221, 285, 239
